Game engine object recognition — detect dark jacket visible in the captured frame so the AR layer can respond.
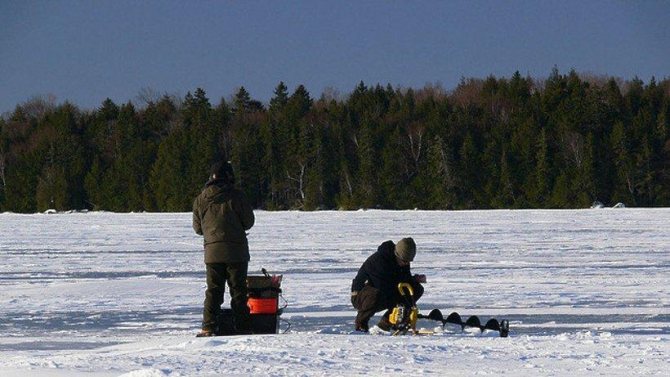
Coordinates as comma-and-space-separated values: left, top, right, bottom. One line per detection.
193, 179, 255, 264
351, 240, 415, 299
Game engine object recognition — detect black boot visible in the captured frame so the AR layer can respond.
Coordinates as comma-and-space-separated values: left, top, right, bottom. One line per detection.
376, 312, 392, 331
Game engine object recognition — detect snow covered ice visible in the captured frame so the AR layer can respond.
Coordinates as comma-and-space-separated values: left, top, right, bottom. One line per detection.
1, 209, 668, 376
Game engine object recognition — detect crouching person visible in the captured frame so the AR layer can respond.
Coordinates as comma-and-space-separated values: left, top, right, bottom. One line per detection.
351, 237, 425, 332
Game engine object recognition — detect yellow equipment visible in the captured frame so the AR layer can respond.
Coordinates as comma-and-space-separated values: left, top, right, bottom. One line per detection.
388, 283, 419, 335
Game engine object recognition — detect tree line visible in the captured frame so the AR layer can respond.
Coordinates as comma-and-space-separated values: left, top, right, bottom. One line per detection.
1, 69, 669, 213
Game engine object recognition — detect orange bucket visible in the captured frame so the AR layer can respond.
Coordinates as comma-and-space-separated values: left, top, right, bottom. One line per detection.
248, 297, 278, 314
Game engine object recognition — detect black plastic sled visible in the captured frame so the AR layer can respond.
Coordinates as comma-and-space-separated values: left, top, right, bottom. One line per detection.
197, 269, 285, 337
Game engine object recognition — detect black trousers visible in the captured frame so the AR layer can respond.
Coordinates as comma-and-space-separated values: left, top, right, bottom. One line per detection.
203, 262, 251, 332
351, 283, 424, 330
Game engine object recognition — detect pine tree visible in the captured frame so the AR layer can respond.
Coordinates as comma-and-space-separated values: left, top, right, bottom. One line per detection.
303, 121, 327, 210
35, 165, 68, 211
457, 131, 479, 208
184, 89, 217, 203
234, 87, 252, 114
425, 135, 457, 209
574, 133, 596, 207
355, 117, 378, 208
150, 128, 190, 211
610, 121, 634, 205
261, 82, 290, 209
634, 136, 655, 205
230, 87, 265, 207
39, 103, 87, 210
533, 127, 551, 206
495, 148, 515, 208
269, 82, 289, 112
84, 158, 103, 210
549, 172, 571, 208
281, 85, 314, 208
378, 127, 406, 208
0, 120, 7, 211
2, 72, 670, 211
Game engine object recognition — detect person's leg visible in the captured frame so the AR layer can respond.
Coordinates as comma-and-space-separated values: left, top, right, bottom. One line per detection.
227, 262, 251, 333
377, 309, 394, 331
202, 263, 227, 333
412, 282, 424, 302
352, 286, 392, 331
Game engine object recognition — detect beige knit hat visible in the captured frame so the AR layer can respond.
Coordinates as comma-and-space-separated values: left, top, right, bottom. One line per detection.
394, 237, 416, 262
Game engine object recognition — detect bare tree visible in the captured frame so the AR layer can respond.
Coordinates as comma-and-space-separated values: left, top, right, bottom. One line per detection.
416, 82, 447, 102
449, 78, 484, 108
320, 86, 341, 102
135, 87, 161, 107
21, 95, 56, 120
406, 121, 425, 169
342, 169, 353, 197
286, 162, 306, 207
563, 131, 584, 167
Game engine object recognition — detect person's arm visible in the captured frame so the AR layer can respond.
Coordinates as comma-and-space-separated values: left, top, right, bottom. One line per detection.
399, 265, 414, 283
192, 197, 203, 235
351, 265, 369, 293
234, 191, 255, 231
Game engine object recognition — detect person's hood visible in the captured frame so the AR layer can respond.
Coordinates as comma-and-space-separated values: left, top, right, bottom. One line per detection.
202, 180, 233, 202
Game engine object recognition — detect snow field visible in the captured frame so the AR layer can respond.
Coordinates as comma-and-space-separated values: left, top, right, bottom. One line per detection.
1, 209, 669, 376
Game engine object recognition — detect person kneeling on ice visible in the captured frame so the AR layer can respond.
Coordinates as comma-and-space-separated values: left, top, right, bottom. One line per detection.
193, 161, 255, 337
351, 237, 425, 332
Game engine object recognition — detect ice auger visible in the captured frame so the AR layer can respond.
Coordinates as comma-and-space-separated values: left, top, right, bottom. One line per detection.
418, 308, 510, 337
385, 282, 510, 337
389, 283, 419, 335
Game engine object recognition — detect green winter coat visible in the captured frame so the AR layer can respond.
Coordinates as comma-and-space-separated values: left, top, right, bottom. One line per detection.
192, 180, 255, 264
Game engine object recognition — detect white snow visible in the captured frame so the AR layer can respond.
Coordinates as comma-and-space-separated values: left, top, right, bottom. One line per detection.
0, 209, 668, 376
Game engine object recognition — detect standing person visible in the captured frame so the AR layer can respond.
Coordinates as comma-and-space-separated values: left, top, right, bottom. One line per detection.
193, 161, 255, 337
351, 237, 425, 332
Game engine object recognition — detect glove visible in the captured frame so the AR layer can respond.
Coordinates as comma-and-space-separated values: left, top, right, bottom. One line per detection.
414, 274, 426, 283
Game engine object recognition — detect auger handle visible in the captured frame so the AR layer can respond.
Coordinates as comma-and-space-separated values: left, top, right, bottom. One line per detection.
397, 282, 414, 297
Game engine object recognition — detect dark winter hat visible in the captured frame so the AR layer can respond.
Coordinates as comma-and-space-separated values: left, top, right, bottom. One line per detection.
395, 237, 416, 262
210, 161, 234, 183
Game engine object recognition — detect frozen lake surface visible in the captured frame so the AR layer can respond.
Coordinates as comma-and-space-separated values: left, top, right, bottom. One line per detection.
1, 209, 668, 376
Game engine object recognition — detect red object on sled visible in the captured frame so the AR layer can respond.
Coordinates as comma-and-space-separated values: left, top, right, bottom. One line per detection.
248, 297, 278, 314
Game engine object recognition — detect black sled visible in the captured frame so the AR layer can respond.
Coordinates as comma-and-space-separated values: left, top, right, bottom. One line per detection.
198, 268, 285, 337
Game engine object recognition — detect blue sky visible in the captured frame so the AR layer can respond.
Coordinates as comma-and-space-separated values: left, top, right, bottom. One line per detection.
1, 0, 668, 114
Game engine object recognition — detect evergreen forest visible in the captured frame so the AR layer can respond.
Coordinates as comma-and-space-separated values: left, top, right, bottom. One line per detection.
1, 69, 669, 213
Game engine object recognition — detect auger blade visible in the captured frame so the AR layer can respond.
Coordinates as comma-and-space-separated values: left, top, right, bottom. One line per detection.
464, 315, 481, 330
484, 318, 500, 331
427, 309, 445, 322
445, 312, 463, 327
418, 309, 510, 337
